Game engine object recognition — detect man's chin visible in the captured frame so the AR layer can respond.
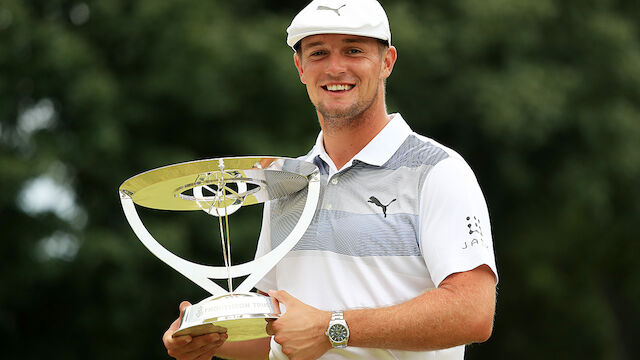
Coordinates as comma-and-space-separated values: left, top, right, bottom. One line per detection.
318, 104, 361, 120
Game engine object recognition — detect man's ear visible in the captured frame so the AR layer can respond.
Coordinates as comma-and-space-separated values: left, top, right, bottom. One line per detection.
381, 46, 398, 79
294, 53, 306, 84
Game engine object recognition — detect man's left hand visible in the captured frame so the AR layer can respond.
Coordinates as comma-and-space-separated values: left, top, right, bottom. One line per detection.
266, 290, 333, 360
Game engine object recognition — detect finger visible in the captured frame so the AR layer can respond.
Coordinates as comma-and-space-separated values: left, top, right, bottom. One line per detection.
268, 294, 281, 315
168, 301, 192, 333
164, 301, 194, 348
268, 295, 282, 315
193, 345, 219, 360
179, 301, 192, 314
266, 320, 274, 336
175, 301, 192, 331
268, 290, 293, 305
173, 345, 213, 360
182, 336, 227, 360
165, 332, 193, 350
167, 333, 225, 357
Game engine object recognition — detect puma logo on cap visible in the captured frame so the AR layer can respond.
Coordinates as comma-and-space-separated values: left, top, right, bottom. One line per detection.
317, 4, 346, 16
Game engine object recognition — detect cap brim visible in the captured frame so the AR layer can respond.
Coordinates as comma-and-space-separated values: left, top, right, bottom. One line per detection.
287, 30, 390, 49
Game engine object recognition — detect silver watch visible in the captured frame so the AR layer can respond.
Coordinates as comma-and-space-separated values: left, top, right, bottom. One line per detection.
325, 311, 349, 349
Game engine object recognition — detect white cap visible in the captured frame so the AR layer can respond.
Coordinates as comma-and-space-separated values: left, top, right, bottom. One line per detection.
286, 0, 391, 49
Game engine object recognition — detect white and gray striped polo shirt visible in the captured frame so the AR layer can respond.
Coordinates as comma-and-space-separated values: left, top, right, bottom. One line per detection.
256, 113, 497, 360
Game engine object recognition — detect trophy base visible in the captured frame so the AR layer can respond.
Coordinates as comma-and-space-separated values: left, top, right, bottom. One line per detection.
173, 292, 279, 342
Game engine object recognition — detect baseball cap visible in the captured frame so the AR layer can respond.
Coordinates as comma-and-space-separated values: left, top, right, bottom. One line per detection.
286, 0, 391, 50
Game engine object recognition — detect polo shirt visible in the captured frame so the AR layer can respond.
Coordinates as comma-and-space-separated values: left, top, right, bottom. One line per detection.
255, 113, 497, 360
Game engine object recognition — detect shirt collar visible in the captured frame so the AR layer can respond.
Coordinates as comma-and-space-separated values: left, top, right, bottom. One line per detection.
305, 113, 413, 171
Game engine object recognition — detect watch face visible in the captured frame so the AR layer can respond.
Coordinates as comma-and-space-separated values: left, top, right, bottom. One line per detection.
329, 324, 348, 342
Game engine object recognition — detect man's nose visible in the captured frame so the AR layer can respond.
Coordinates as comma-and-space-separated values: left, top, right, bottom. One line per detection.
324, 54, 347, 76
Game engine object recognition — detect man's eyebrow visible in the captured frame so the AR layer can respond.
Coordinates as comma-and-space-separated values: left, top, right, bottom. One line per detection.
343, 38, 368, 44
302, 37, 369, 51
304, 41, 325, 49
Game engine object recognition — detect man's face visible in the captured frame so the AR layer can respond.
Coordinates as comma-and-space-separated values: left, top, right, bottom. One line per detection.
294, 34, 396, 125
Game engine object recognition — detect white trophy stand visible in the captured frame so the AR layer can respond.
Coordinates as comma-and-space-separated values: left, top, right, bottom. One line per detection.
119, 157, 320, 341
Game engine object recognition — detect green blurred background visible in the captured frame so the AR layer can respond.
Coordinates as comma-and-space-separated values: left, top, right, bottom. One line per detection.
1, 0, 639, 358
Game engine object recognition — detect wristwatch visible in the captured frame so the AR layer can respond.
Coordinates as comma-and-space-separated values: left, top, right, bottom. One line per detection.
326, 311, 349, 349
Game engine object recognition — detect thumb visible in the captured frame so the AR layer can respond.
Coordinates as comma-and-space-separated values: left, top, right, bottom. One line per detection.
169, 301, 191, 331
166, 301, 193, 341
268, 290, 295, 306
178, 301, 192, 318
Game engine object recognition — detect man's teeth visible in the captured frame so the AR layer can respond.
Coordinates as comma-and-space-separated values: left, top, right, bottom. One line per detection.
326, 84, 354, 91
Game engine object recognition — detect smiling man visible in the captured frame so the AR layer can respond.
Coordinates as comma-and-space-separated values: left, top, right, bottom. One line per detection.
294, 34, 394, 131
163, 1, 497, 359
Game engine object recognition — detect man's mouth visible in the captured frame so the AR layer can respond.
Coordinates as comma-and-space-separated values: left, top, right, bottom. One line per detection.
322, 84, 355, 92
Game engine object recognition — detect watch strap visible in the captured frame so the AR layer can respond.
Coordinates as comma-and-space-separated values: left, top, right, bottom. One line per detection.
331, 311, 344, 321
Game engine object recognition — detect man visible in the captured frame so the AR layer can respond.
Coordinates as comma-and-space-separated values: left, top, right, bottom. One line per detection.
163, 0, 497, 359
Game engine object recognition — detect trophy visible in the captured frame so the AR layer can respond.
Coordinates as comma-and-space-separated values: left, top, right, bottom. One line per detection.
119, 157, 320, 341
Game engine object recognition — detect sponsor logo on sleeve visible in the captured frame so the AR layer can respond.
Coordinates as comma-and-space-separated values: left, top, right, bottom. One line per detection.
461, 216, 489, 250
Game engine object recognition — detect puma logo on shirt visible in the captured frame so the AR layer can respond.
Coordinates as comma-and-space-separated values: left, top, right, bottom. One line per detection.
368, 196, 397, 218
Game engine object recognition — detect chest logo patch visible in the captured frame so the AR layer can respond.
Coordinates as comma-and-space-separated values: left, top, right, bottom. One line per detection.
368, 196, 396, 218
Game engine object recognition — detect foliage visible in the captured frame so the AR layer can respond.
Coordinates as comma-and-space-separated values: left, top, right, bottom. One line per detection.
1, 0, 638, 358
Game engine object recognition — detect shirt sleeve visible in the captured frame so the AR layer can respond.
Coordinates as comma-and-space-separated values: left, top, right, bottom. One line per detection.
253, 202, 278, 293
419, 157, 498, 287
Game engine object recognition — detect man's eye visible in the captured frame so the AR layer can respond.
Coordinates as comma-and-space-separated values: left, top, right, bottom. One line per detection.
310, 51, 326, 56
348, 49, 363, 54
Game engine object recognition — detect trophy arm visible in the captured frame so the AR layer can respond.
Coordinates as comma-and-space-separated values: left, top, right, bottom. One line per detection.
233, 172, 320, 293
119, 168, 320, 297
120, 193, 228, 296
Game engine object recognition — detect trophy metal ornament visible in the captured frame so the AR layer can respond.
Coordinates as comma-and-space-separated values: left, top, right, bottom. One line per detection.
119, 157, 320, 341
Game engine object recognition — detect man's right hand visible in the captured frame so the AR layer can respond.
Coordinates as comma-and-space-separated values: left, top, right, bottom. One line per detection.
163, 301, 228, 360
